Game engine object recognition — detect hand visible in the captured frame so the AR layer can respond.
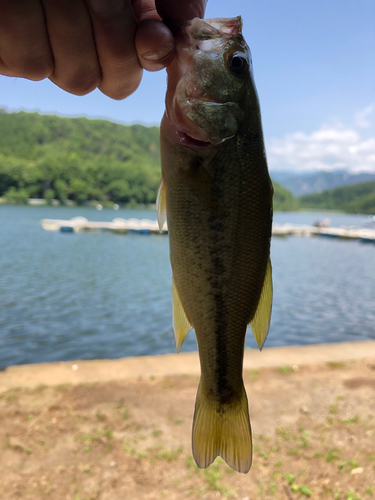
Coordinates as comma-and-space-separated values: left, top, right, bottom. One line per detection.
0, 0, 206, 100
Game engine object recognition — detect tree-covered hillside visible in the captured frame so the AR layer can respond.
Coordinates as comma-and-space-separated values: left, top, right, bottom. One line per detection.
0, 110, 296, 210
0, 110, 160, 204
298, 181, 375, 214
272, 181, 298, 211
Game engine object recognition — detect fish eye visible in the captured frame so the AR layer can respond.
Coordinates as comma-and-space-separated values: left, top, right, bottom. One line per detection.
228, 52, 249, 75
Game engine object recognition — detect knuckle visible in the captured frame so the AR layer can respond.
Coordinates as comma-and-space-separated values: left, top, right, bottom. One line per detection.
101, 80, 140, 100
58, 70, 101, 96
13, 53, 53, 80
99, 67, 143, 100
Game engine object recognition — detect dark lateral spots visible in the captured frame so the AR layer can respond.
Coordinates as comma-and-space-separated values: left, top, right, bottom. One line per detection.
343, 378, 375, 390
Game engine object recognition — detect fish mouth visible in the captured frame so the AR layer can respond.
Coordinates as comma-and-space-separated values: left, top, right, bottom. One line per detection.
176, 130, 211, 149
166, 97, 214, 149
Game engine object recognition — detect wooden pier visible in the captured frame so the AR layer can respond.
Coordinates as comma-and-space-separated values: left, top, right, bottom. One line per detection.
41, 217, 375, 242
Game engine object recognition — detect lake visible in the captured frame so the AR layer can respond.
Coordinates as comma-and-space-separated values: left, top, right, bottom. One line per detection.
1, 205, 374, 369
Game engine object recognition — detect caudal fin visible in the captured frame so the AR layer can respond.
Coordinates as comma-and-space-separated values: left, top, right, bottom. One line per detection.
192, 384, 252, 473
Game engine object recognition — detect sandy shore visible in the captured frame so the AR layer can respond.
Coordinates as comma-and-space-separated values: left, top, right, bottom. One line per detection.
1, 341, 374, 499
2, 341, 374, 391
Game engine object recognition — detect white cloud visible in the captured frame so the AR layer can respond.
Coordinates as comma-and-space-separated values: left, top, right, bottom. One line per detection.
267, 106, 375, 173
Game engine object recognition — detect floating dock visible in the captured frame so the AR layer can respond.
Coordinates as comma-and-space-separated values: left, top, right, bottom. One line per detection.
41, 217, 375, 242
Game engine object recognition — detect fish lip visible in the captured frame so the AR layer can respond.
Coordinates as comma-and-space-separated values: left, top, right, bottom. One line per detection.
165, 97, 215, 149
173, 99, 211, 141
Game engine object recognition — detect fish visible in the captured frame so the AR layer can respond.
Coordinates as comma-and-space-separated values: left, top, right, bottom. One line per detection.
157, 16, 273, 474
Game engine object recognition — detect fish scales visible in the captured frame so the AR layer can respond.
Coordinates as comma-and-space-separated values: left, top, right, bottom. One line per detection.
158, 16, 273, 473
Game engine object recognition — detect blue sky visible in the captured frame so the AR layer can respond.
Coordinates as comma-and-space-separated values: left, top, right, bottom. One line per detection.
0, 0, 374, 173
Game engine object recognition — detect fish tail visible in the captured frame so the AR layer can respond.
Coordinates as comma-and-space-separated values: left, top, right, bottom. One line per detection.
192, 383, 252, 474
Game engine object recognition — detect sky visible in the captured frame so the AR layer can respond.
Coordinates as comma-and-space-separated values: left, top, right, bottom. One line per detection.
0, 0, 374, 174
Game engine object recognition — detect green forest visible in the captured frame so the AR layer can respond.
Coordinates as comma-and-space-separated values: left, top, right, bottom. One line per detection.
298, 181, 375, 214
0, 110, 374, 213
0, 110, 160, 205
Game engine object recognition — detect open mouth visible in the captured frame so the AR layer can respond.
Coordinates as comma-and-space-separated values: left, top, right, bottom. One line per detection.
177, 130, 211, 149
169, 99, 213, 149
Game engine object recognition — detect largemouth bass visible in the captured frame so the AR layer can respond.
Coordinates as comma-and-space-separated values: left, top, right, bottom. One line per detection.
157, 16, 273, 474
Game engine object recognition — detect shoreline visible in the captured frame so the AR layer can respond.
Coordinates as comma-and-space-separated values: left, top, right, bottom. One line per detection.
1, 340, 374, 392
1, 340, 374, 499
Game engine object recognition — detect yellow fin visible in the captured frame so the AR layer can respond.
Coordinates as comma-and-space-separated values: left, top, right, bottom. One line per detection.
172, 278, 191, 353
192, 383, 252, 474
250, 257, 273, 350
156, 177, 167, 231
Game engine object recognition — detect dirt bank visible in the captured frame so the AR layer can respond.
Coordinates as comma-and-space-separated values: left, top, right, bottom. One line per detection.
0, 342, 374, 500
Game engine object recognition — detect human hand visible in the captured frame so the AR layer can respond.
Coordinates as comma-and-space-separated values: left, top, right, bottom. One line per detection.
0, 0, 206, 100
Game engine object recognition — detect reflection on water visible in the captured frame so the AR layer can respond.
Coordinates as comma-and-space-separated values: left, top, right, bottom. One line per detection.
1, 205, 374, 368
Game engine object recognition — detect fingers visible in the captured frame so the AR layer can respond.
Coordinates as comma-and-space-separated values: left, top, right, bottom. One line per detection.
0, 0, 143, 99
135, 19, 174, 72
0, 0, 53, 80
87, 0, 143, 99
41, 0, 100, 95
0, 0, 207, 99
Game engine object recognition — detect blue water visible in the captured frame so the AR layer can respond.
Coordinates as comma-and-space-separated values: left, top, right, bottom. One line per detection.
1, 205, 374, 369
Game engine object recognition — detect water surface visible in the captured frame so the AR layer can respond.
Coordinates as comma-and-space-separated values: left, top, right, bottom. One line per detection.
1, 205, 374, 369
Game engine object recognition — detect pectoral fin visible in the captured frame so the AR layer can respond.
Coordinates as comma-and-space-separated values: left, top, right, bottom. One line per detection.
156, 177, 167, 231
250, 258, 273, 350
172, 278, 192, 353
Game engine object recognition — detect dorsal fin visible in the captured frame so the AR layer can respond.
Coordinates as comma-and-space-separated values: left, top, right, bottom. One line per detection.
250, 258, 273, 350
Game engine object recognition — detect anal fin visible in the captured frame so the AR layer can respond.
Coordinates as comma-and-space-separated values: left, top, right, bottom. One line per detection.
172, 278, 191, 353
250, 257, 273, 350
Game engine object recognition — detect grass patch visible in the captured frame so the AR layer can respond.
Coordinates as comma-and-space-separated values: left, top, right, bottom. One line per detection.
55, 384, 70, 392
185, 455, 199, 471
341, 415, 359, 425
155, 446, 183, 462
278, 365, 293, 375
326, 361, 346, 369
276, 427, 291, 440
326, 448, 341, 462
345, 491, 361, 500
329, 404, 338, 415
204, 463, 228, 495
152, 429, 163, 438
299, 485, 312, 497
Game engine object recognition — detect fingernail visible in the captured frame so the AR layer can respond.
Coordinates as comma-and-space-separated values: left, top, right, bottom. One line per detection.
141, 43, 174, 61
88, 0, 123, 15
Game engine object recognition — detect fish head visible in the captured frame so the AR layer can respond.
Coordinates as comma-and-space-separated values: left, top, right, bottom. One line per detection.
165, 16, 257, 148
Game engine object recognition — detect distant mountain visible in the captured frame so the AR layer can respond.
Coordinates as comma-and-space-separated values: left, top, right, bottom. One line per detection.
298, 181, 375, 214
271, 170, 375, 197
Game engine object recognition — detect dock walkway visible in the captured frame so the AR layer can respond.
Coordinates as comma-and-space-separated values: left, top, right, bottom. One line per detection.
41, 217, 375, 242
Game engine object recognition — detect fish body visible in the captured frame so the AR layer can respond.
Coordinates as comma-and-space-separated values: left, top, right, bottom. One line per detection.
158, 17, 273, 473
